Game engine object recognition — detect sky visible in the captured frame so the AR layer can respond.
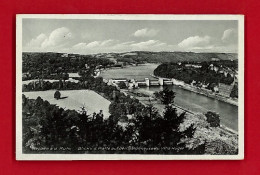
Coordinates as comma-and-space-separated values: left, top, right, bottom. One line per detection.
22, 19, 238, 54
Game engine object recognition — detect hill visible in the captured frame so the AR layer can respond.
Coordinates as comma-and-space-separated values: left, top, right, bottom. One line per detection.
95, 51, 237, 63
22, 51, 237, 70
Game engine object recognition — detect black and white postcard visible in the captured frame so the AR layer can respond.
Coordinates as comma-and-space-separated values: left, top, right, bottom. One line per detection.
16, 14, 244, 160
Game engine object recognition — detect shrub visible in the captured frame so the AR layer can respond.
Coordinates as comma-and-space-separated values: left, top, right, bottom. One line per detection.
118, 81, 127, 89
205, 111, 220, 127
54, 90, 61, 100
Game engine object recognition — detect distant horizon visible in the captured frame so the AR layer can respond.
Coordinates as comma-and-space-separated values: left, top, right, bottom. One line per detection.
22, 50, 238, 55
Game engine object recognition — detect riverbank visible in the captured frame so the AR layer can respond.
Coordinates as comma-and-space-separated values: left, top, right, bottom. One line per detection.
100, 64, 238, 106
101, 63, 238, 131
123, 89, 238, 153
180, 83, 238, 106
150, 74, 238, 106
125, 89, 238, 135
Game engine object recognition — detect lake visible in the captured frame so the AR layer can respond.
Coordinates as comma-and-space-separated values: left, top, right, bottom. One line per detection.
100, 64, 238, 131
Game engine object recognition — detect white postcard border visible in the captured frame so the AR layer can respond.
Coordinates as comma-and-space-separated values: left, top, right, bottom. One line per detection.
16, 14, 244, 160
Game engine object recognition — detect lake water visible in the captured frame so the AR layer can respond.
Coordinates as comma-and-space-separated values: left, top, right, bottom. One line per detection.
100, 64, 238, 131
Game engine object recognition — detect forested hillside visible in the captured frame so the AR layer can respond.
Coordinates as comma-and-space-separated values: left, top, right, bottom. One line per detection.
105, 51, 237, 64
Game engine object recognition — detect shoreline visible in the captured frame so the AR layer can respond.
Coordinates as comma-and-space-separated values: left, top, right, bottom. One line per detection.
150, 74, 238, 106
100, 63, 238, 134
125, 89, 238, 135
100, 63, 238, 107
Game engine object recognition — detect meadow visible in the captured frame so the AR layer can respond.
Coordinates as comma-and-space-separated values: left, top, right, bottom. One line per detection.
23, 90, 111, 118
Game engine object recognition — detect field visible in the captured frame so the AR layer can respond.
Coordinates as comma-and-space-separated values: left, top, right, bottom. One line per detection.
23, 90, 111, 118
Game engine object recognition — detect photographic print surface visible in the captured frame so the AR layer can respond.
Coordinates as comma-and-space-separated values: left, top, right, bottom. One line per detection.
16, 15, 244, 160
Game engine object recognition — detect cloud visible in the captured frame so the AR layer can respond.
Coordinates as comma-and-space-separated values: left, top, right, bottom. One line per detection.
72, 39, 116, 50
110, 41, 135, 51
41, 27, 72, 48
131, 40, 165, 49
133, 28, 159, 37
25, 28, 238, 54
72, 43, 88, 50
26, 33, 47, 48
86, 41, 100, 48
26, 27, 72, 50
130, 40, 177, 52
178, 36, 212, 49
71, 39, 177, 54
178, 31, 238, 52
222, 29, 237, 44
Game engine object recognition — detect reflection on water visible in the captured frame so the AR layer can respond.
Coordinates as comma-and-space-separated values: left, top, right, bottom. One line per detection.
101, 64, 238, 131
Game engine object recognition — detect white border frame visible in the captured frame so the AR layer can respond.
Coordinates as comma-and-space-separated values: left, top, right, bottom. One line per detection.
16, 14, 244, 160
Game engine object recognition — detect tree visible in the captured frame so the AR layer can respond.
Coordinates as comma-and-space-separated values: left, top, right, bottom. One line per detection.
118, 81, 127, 89
154, 61, 238, 89
205, 111, 220, 127
163, 105, 185, 131
183, 124, 196, 138
146, 103, 159, 119
154, 87, 175, 105
230, 84, 238, 98
109, 102, 127, 121
62, 73, 69, 87
54, 90, 61, 100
